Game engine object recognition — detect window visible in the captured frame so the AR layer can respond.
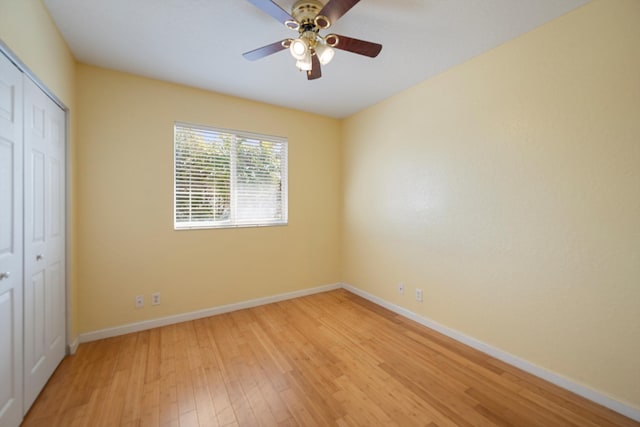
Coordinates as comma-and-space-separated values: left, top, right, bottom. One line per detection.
174, 122, 288, 229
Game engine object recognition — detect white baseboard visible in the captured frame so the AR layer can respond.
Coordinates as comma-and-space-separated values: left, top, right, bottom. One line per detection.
78, 283, 341, 344
341, 283, 640, 423
67, 336, 79, 355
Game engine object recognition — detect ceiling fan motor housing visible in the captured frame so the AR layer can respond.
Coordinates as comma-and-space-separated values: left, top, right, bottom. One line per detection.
291, 0, 330, 30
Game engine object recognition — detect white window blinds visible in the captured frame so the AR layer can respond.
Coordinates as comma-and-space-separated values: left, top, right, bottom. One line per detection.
174, 123, 288, 229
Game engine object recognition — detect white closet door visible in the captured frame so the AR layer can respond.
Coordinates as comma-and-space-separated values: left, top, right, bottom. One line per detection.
23, 76, 66, 412
0, 54, 24, 427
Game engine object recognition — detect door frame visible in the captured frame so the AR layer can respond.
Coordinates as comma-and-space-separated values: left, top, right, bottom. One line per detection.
0, 40, 74, 355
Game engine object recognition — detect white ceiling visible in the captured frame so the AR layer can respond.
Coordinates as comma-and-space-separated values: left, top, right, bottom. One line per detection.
43, 0, 589, 118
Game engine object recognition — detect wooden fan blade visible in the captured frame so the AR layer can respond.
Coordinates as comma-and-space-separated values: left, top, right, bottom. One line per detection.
307, 54, 322, 80
247, 0, 295, 25
331, 34, 382, 58
318, 0, 361, 25
243, 40, 289, 61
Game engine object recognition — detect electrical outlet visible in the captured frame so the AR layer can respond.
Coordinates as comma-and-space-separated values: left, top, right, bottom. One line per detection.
398, 282, 404, 295
135, 295, 144, 308
416, 288, 423, 302
151, 292, 161, 306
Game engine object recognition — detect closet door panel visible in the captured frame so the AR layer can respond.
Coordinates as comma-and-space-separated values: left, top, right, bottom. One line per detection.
23, 76, 66, 413
30, 150, 46, 243
0, 140, 15, 253
0, 53, 24, 427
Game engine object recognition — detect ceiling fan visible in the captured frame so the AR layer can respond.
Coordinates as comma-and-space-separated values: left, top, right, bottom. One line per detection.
243, 0, 383, 80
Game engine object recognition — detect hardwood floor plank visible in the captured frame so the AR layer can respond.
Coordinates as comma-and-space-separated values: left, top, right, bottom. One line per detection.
332, 374, 399, 426
120, 333, 149, 425
140, 380, 161, 427
191, 366, 219, 427
22, 289, 639, 427
279, 387, 322, 427
175, 323, 197, 416
237, 337, 291, 423
285, 369, 346, 425
98, 369, 129, 426
84, 387, 111, 427
226, 379, 259, 426
204, 366, 236, 426
145, 328, 162, 383
178, 409, 200, 427
159, 326, 179, 426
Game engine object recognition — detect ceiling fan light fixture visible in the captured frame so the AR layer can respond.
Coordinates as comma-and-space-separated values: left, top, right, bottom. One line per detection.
289, 38, 309, 60
315, 41, 335, 65
296, 52, 312, 71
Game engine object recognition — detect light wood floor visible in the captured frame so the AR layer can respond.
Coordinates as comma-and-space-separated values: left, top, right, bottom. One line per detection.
23, 289, 638, 427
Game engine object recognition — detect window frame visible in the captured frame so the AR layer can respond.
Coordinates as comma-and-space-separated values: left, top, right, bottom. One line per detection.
173, 122, 288, 230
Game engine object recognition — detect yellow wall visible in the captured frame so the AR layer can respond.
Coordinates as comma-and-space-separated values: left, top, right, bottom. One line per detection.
0, 0, 78, 340
342, 0, 640, 409
75, 64, 342, 333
